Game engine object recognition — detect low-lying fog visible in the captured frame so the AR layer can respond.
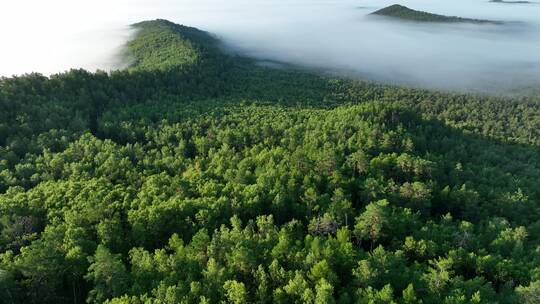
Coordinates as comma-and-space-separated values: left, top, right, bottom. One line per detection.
1, 0, 540, 92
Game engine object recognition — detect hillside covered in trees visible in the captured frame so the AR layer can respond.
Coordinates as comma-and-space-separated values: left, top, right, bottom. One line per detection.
371, 4, 501, 24
1, 19, 540, 304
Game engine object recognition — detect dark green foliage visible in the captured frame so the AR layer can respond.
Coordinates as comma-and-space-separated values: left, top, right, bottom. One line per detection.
371, 4, 501, 24
0, 19, 539, 303
128, 19, 220, 71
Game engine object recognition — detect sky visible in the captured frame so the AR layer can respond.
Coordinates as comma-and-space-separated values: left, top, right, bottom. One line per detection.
1, 0, 540, 91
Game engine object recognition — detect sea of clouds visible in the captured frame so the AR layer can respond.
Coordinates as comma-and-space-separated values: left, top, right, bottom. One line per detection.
1, 0, 540, 91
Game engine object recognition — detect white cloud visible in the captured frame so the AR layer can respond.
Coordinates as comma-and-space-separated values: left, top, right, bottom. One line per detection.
1, 0, 540, 91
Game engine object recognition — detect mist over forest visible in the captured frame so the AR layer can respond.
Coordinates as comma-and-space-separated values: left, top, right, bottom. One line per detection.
2, 1, 540, 303
2, 0, 540, 91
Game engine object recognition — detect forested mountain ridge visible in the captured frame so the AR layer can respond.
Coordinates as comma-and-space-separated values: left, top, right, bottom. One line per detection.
128, 19, 222, 71
1, 19, 540, 304
371, 4, 501, 24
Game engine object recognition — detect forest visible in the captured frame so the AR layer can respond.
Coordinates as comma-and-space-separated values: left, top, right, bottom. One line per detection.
1, 19, 540, 304
371, 4, 499, 24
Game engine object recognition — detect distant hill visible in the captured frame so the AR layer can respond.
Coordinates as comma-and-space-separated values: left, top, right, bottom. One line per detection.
491, 0, 531, 4
371, 4, 501, 24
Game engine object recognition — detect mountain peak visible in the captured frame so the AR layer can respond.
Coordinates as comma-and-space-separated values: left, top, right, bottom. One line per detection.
371, 4, 501, 24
